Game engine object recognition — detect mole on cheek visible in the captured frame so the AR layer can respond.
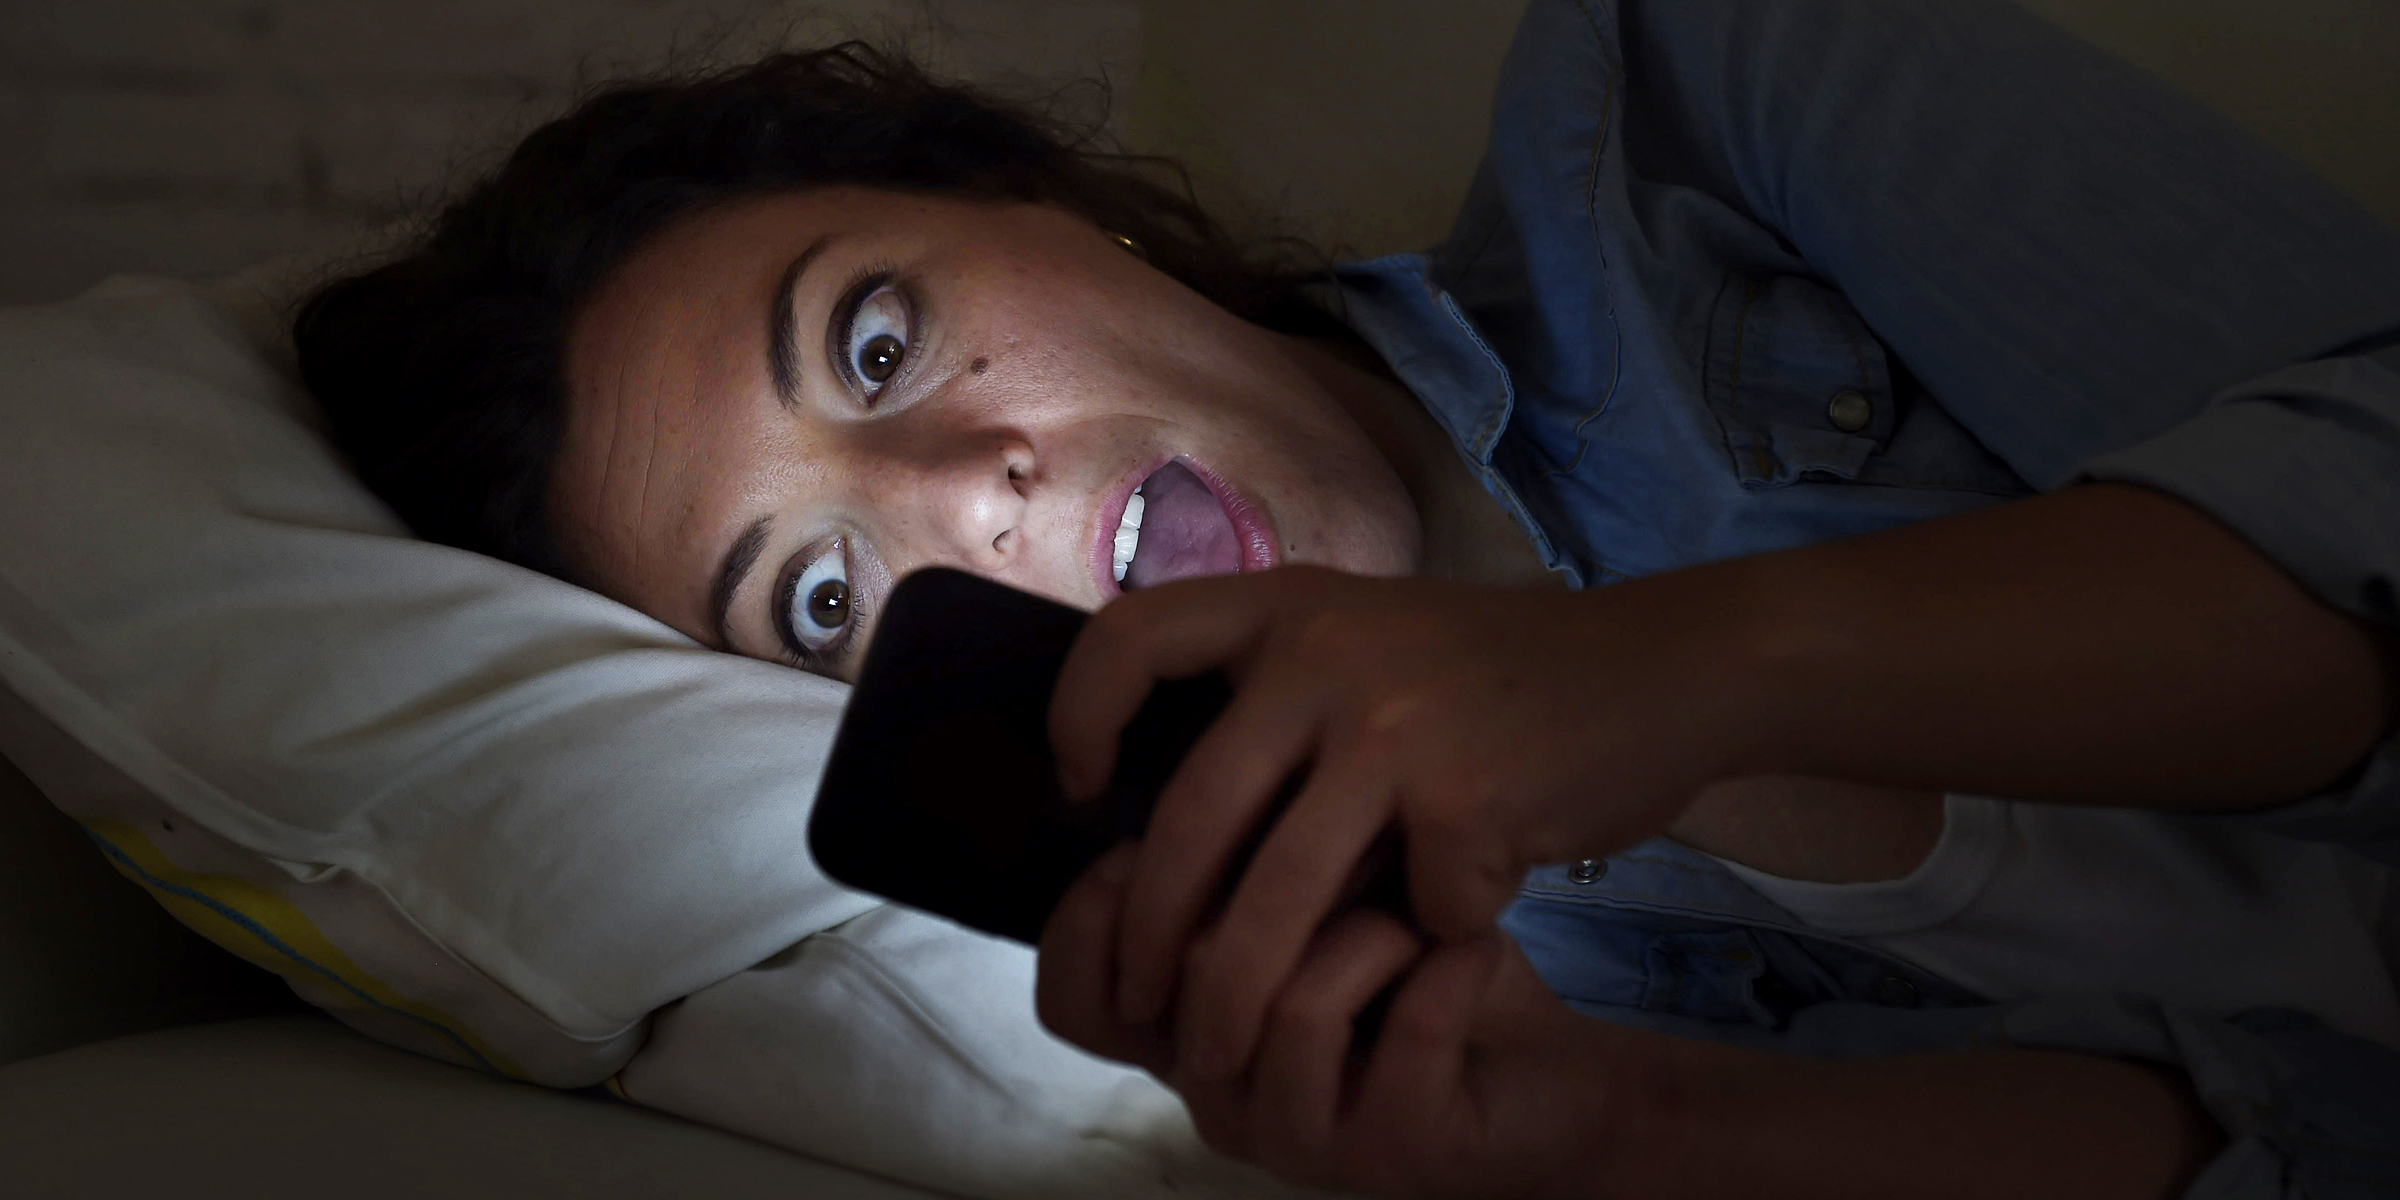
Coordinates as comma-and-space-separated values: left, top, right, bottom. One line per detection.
971, 356, 990, 374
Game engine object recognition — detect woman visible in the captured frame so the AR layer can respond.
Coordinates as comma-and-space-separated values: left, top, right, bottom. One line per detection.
295, 0, 2400, 1196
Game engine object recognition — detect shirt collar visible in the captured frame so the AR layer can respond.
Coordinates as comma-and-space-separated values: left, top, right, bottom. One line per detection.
1325, 253, 1518, 465
1324, 253, 1579, 586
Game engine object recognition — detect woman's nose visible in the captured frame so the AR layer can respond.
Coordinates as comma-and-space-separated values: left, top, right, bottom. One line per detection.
920, 435, 1034, 568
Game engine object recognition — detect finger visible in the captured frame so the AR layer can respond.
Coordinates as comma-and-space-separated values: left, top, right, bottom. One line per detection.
1354, 698, 1530, 943
1247, 909, 1424, 1169
1034, 842, 1170, 1074
1111, 652, 1333, 1027
1350, 935, 1504, 1140
1173, 726, 1398, 1079
1405, 814, 1530, 944
1170, 1066, 1257, 1164
1053, 567, 1347, 802
1048, 573, 1284, 802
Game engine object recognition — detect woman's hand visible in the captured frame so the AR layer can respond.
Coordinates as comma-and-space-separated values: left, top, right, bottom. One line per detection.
1049, 486, 2400, 1087
1034, 843, 1689, 1200
1038, 847, 2223, 1200
1048, 565, 1766, 1082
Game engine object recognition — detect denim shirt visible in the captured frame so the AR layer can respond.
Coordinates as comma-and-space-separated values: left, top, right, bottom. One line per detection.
1329, 1, 2400, 1195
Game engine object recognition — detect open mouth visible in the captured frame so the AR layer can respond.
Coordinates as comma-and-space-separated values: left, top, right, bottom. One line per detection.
1110, 460, 1244, 591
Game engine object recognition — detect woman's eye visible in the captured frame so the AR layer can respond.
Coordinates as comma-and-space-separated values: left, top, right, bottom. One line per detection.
845, 286, 910, 397
783, 543, 854, 655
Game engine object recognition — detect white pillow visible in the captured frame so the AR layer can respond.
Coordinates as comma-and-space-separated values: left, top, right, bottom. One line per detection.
0, 275, 1302, 1199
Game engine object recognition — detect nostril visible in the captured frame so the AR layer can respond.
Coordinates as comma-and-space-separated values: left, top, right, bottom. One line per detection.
992, 529, 1010, 554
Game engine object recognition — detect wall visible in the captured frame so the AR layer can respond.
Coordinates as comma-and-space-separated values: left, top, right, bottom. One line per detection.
0, 0, 2394, 306
2021, 0, 2400, 233
0, 0, 1147, 304
1125, 0, 1528, 256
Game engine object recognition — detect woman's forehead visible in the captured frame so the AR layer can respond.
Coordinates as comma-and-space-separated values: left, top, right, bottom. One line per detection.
560, 186, 982, 403
552, 196, 848, 627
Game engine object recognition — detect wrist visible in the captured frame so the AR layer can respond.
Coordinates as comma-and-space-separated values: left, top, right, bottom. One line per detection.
1637, 484, 2396, 808
1664, 1046, 2220, 1200
1620, 551, 1824, 786
1546, 1023, 1762, 1200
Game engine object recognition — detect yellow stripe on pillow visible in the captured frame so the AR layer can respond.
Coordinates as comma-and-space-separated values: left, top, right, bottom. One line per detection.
83, 819, 525, 1079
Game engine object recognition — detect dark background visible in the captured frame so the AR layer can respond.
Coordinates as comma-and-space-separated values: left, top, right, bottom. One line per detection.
0, 0, 2393, 306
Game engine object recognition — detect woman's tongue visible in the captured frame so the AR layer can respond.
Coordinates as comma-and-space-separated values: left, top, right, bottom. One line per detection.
1124, 462, 1241, 590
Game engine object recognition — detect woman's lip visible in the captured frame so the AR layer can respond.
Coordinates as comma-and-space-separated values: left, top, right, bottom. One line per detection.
1177, 457, 1278, 575
1089, 455, 1279, 601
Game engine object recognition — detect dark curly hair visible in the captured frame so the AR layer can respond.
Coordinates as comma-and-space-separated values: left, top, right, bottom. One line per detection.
293, 43, 1343, 582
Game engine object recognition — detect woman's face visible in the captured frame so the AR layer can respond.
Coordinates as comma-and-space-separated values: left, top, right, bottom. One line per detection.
554, 187, 1421, 678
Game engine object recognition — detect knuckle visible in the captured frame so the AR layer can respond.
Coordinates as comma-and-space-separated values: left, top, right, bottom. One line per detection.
1267, 986, 1339, 1036
1085, 600, 1149, 657
1181, 929, 1219, 979
1357, 687, 1433, 742
1239, 832, 1320, 897
1350, 910, 1422, 960
1380, 994, 1455, 1049
1355, 661, 1472, 733
1285, 607, 1351, 657
1181, 934, 1235, 1002
1189, 962, 1257, 1020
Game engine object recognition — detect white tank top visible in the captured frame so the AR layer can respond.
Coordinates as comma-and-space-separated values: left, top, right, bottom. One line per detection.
1709, 794, 2400, 1049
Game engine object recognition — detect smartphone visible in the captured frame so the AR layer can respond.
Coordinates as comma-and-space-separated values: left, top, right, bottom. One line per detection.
807, 567, 1233, 945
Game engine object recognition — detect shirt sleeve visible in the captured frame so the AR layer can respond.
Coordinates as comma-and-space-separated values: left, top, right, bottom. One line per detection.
2080, 347, 2400, 866
1552, 0, 2400, 1188
1585, 0, 2400, 852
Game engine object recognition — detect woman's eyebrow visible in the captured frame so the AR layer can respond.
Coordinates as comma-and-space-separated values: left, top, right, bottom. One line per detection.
710, 514, 774, 650
767, 234, 838, 409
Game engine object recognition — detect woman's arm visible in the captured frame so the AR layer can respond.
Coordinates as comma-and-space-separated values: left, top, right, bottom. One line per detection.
1702, 482, 2395, 809
1680, 1042, 2222, 1200
1048, 481, 2393, 1076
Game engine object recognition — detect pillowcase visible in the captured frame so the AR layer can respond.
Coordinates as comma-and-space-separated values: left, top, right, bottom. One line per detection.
0, 273, 861, 1078
0, 275, 1293, 1199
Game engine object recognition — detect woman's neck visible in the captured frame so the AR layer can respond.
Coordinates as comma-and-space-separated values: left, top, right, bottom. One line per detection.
1288, 333, 1562, 588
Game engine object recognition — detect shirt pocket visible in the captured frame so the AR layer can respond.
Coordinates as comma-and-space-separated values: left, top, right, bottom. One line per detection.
1504, 899, 1782, 1028
1703, 272, 2027, 496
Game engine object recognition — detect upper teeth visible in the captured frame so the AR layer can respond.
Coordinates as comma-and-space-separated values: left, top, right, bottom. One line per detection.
1111, 488, 1145, 583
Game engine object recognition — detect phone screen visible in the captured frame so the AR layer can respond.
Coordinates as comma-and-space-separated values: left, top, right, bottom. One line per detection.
808, 568, 1229, 945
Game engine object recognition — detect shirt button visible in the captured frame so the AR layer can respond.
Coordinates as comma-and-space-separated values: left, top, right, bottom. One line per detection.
1871, 975, 1921, 1008
1827, 389, 1873, 432
1568, 858, 1608, 884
